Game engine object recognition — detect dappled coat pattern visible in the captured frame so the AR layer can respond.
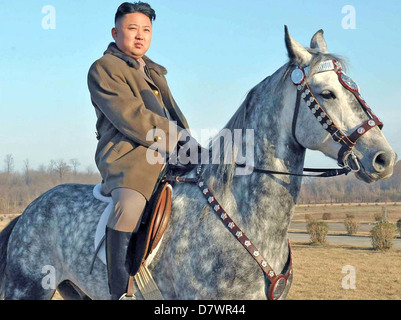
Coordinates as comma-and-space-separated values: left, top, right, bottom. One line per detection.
0, 28, 396, 300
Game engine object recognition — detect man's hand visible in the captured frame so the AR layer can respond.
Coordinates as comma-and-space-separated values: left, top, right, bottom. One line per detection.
177, 131, 209, 166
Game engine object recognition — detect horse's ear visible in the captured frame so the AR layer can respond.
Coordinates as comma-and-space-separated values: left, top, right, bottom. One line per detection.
310, 29, 329, 53
284, 25, 312, 66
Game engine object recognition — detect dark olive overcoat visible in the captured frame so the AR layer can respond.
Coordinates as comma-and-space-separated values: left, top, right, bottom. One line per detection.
88, 43, 190, 200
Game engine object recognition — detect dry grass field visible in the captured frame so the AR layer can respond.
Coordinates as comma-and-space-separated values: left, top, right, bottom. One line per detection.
1, 202, 400, 300
287, 242, 401, 300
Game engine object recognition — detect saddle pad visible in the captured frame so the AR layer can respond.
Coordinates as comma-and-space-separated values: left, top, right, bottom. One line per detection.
93, 184, 113, 265
92, 184, 165, 267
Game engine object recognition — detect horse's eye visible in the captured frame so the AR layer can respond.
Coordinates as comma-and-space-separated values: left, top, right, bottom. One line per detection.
320, 90, 336, 100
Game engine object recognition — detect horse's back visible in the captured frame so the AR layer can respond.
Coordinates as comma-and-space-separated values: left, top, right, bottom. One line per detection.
4, 183, 107, 299
13, 183, 106, 251
14, 183, 103, 233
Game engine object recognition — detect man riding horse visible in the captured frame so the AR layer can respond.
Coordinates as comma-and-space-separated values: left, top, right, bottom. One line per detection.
87, 1, 199, 299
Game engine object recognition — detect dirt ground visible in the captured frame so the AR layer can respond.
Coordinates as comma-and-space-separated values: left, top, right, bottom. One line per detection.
1, 203, 400, 300
287, 242, 401, 300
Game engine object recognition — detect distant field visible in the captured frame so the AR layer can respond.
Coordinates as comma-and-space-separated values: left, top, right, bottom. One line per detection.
287, 242, 401, 300
0, 215, 19, 231
1, 203, 401, 300
294, 202, 401, 223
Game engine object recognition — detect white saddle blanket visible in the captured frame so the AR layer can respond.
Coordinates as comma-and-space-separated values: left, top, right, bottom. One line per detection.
92, 184, 164, 266
92, 184, 113, 265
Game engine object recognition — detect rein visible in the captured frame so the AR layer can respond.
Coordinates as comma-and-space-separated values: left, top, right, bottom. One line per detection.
236, 163, 350, 178
164, 161, 348, 300
161, 59, 383, 300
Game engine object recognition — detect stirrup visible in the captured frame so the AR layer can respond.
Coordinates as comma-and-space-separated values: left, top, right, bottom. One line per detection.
119, 293, 136, 300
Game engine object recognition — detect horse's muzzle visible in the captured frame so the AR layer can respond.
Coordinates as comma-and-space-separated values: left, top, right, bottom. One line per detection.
357, 149, 397, 182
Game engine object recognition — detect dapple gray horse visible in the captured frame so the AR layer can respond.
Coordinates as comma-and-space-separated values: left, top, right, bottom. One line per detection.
0, 28, 397, 300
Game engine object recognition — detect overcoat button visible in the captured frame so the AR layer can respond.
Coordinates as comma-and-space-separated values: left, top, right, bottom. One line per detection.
153, 90, 159, 96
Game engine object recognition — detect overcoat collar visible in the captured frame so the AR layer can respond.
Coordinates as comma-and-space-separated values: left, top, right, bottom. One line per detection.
104, 42, 168, 75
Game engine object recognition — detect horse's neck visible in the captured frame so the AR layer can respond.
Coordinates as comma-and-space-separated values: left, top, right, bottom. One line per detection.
203, 67, 306, 250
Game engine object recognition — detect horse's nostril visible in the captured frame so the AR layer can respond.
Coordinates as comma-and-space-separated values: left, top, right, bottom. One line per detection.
373, 152, 390, 173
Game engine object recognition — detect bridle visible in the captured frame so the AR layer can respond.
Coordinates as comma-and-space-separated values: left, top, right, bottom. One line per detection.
164, 60, 384, 300
291, 59, 383, 173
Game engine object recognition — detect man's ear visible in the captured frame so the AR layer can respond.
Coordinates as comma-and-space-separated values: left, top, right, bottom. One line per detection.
111, 27, 118, 41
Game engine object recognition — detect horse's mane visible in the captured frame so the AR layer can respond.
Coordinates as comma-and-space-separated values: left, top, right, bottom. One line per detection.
222, 51, 348, 133
206, 51, 348, 189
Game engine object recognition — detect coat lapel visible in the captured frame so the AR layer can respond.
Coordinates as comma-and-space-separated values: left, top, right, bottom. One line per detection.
104, 42, 189, 129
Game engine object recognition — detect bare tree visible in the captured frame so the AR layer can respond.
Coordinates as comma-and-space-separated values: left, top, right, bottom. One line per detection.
86, 165, 94, 176
37, 163, 47, 173
47, 159, 56, 174
23, 158, 31, 185
70, 158, 81, 176
4, 154, 14, 174
54, 159, 71, 183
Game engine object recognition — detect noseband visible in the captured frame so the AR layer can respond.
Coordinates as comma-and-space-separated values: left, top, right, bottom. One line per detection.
291, 60, 383, 172
165, 60, 385, 301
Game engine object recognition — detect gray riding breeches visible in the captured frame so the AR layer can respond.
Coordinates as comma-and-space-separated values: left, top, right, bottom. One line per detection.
107, 188, 147, 233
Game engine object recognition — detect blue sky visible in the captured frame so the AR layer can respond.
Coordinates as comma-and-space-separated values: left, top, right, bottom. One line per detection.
1, 0, 400, 172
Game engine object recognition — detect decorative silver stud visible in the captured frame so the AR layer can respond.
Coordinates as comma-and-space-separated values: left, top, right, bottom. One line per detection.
236, 231, 243, 238
202, 188, 209, 195
291, 68, 305, 85
323, 124, 329, 129
268, 271, 275, 278
221, 213, 227, 220
228, 222, 235, 229
245, 240, 251, 247
317, 116, 322, 122
253, 251, 260, 257
326, 120, 333, 125
198, 181, 204, 188
214, 205, 220, 212
368, 120, 376, 127
262, 261, 268, 267
357, 127, 366, 135
208, 196, 214, 203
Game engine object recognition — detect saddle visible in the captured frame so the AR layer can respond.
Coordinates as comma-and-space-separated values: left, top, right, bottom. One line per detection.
126, 180, 173, 276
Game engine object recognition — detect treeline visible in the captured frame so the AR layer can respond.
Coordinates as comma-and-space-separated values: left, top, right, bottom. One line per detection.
298, 161, 401, 204
1, 154, 400, 213
0, 154, 101, 214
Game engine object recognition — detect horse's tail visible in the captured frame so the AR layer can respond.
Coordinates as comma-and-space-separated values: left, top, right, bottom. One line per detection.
0, 216, 20, 298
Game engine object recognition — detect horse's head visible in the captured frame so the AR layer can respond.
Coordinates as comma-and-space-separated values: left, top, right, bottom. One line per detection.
285, 27, 397, 183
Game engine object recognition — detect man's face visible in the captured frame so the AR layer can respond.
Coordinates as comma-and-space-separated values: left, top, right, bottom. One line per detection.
112, 12, 152, 59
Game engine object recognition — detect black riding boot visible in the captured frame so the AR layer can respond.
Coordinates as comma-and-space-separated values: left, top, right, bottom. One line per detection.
105, 227, 132, 300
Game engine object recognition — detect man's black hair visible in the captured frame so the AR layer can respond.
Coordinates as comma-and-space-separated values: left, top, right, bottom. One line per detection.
115, 2, 156, 24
